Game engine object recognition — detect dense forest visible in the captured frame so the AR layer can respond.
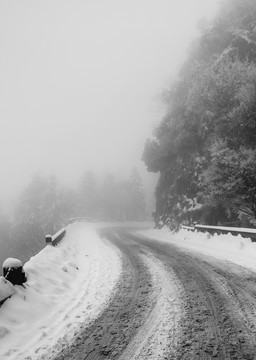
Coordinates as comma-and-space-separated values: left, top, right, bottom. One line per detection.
143, 0, 256, 229
0, 168, 146, 266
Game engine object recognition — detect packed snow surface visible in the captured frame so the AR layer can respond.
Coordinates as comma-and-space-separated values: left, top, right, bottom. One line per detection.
0, 222, 121, 360
137, 227, 256, 271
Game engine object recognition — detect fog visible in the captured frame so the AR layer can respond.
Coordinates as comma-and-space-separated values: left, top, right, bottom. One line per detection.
0, 0, 219, 213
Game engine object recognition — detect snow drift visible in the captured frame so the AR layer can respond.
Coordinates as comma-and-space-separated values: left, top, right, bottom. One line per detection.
0, 277, 15, 304
137, 227, 256, 272
0, 222, 121, 360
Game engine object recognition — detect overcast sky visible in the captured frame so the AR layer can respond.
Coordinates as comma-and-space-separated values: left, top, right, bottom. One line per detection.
0, 0, 220, 209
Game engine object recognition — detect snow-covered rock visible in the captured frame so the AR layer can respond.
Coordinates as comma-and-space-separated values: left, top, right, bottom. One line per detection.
3, 258, 22, 269
3, 258, 26, 286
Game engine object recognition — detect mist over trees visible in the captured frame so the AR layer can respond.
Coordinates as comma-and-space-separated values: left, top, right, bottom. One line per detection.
143, 0, 256, 229
0, 168, 146, 267
79, 168, 146, 221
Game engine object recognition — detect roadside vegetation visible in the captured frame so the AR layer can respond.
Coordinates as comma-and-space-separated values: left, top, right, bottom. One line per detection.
143, 0, 256, 229
0, 167, 146, 266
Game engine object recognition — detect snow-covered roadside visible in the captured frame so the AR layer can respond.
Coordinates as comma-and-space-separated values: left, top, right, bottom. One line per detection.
0, 222, 121, 360
137, 227, 256, 272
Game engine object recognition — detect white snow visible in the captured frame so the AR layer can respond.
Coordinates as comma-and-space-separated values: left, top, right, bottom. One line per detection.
0, 277, 16, 303
3, 258, 23, 269
137, 227, 256, 272
0, 222, 121, 360
5, 221, 253, 359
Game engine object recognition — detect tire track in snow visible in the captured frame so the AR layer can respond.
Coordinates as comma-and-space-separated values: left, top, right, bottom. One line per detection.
117, 247, 183, 360
133, 233, 256, 359
185, 253, 256, 351
52, 227, 256, 360
52, 228, 183, 360
52, 229, 156, 360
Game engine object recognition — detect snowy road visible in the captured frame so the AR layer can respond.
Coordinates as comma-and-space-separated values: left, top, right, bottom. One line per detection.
51, 227, 256, 360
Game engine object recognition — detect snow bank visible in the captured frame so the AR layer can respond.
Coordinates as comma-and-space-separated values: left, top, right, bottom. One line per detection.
137, 227, 256, 271
0, 277, 15, 303
0, 222, 121, 360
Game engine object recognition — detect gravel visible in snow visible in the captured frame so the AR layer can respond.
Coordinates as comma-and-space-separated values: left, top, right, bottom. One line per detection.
0, 222, 121, 360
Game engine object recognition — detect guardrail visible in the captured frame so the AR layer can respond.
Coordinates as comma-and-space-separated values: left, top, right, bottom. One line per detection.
181, 225, 195, 231
182, 224, 256, 241
45, 228, 66, 247
0, 227, 67, 307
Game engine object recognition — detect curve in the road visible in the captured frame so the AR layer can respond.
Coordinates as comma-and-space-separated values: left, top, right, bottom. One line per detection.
53, 227, 256, 360
131, 232, 256, 360
53, 228, 178, 360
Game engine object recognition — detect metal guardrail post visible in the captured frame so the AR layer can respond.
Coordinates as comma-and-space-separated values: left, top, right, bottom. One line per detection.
45, 234, 52, 245
45, 228, 66, 247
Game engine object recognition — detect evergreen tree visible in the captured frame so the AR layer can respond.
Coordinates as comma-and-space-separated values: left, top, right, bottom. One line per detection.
143, 0, 256, 228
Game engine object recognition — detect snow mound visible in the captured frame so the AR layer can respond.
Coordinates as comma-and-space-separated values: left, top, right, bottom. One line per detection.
0, 277, 15, 303
3, 258, 23, 269
0, 222, 121, 360
138, 227, 256, 271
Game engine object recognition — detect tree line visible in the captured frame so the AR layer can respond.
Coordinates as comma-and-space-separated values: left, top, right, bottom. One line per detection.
0, 167, 146, 266
143, 0, 256, 229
